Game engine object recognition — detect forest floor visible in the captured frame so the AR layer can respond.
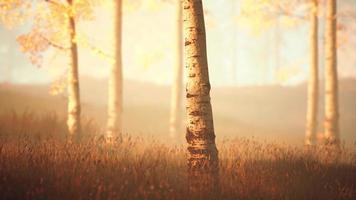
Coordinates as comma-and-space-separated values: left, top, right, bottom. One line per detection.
0, 79, 356, 199
0, 112, 355, 200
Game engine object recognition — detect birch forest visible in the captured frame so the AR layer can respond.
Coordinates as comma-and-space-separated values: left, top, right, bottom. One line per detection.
0, 0, 356, 199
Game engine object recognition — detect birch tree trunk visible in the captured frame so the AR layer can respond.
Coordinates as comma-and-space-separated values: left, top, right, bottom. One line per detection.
183, 0, 219, 196
67, 0, 81, 137
324, 0, 339, 145
169, 0, 183, 139
305, 0, 319, 146
107, 0, 123, 141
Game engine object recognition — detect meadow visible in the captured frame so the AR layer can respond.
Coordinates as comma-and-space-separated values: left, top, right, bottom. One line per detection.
0, 111, 355, 200
1, 80, 356, 199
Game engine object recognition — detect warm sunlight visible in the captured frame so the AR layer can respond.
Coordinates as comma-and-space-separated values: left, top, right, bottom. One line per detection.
0, 0, 355, 199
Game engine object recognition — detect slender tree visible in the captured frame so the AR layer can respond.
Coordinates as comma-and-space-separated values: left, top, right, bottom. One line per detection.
66, 0, 81, 137
183, 0, 219, 195
305, 0, 319, 146
169, 0, 183, 139
324, 0, 339, 145
12, 0, 104, 137
107, 0, 123, 141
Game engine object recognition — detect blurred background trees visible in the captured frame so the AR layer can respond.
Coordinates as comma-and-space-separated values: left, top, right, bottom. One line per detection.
0, 0, 355, 146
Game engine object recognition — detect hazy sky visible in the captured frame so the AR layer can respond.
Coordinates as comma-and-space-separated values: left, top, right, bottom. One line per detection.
0, 0, 355, 86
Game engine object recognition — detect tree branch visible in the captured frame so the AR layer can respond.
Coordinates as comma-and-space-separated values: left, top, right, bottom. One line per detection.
44, 0, 62, 7
38, 33, 70, 50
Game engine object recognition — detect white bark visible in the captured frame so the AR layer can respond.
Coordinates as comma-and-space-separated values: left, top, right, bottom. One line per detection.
305, 0, 319, 146
169, 0, 184, 139
67, 2, 81, 137
183, 0, 219, 195
107, 0, 123, 141
324, 0, 339, 145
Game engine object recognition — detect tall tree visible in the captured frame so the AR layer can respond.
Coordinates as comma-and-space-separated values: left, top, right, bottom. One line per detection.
305, 0, 319, 146
66, 0, 81, 137
169, 0, 183, 139
13, 0, 104, 137
324, 0, 339, 145
183, 0, 219, 195
107, 0, 123, 141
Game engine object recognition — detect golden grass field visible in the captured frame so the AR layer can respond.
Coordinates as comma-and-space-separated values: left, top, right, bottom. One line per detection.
0, 79, 356, 199
0, 112, 355, 200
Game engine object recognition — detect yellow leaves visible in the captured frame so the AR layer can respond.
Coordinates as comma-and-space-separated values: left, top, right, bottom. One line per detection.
73, 0, 95, 20
239, 0, 275, 36
0, 0, 31, 28
12, 0, 108, 70
50, 76, 67, 96
239, 0, 304, 36
16, 29, 51, 66
33, 1, 70, 46
76, 33, 115, 63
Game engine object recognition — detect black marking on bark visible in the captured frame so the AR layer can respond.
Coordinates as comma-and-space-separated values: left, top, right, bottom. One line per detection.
186, 93, 199, 98
185, 40, 192, 46
186, 128, 195, 142
187, 147, 209, 155
195, 27, 204, 34
187, 152, 219, 171
202, 83, 211, 91
190, 110, 202, 116
186, 129, 216, 141
189, 73, 196, 78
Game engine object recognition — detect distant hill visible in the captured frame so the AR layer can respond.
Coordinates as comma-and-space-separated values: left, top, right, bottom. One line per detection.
1, 77, 356, 146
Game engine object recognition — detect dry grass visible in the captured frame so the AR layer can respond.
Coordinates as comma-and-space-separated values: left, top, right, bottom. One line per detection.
0, 112, 356, 200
